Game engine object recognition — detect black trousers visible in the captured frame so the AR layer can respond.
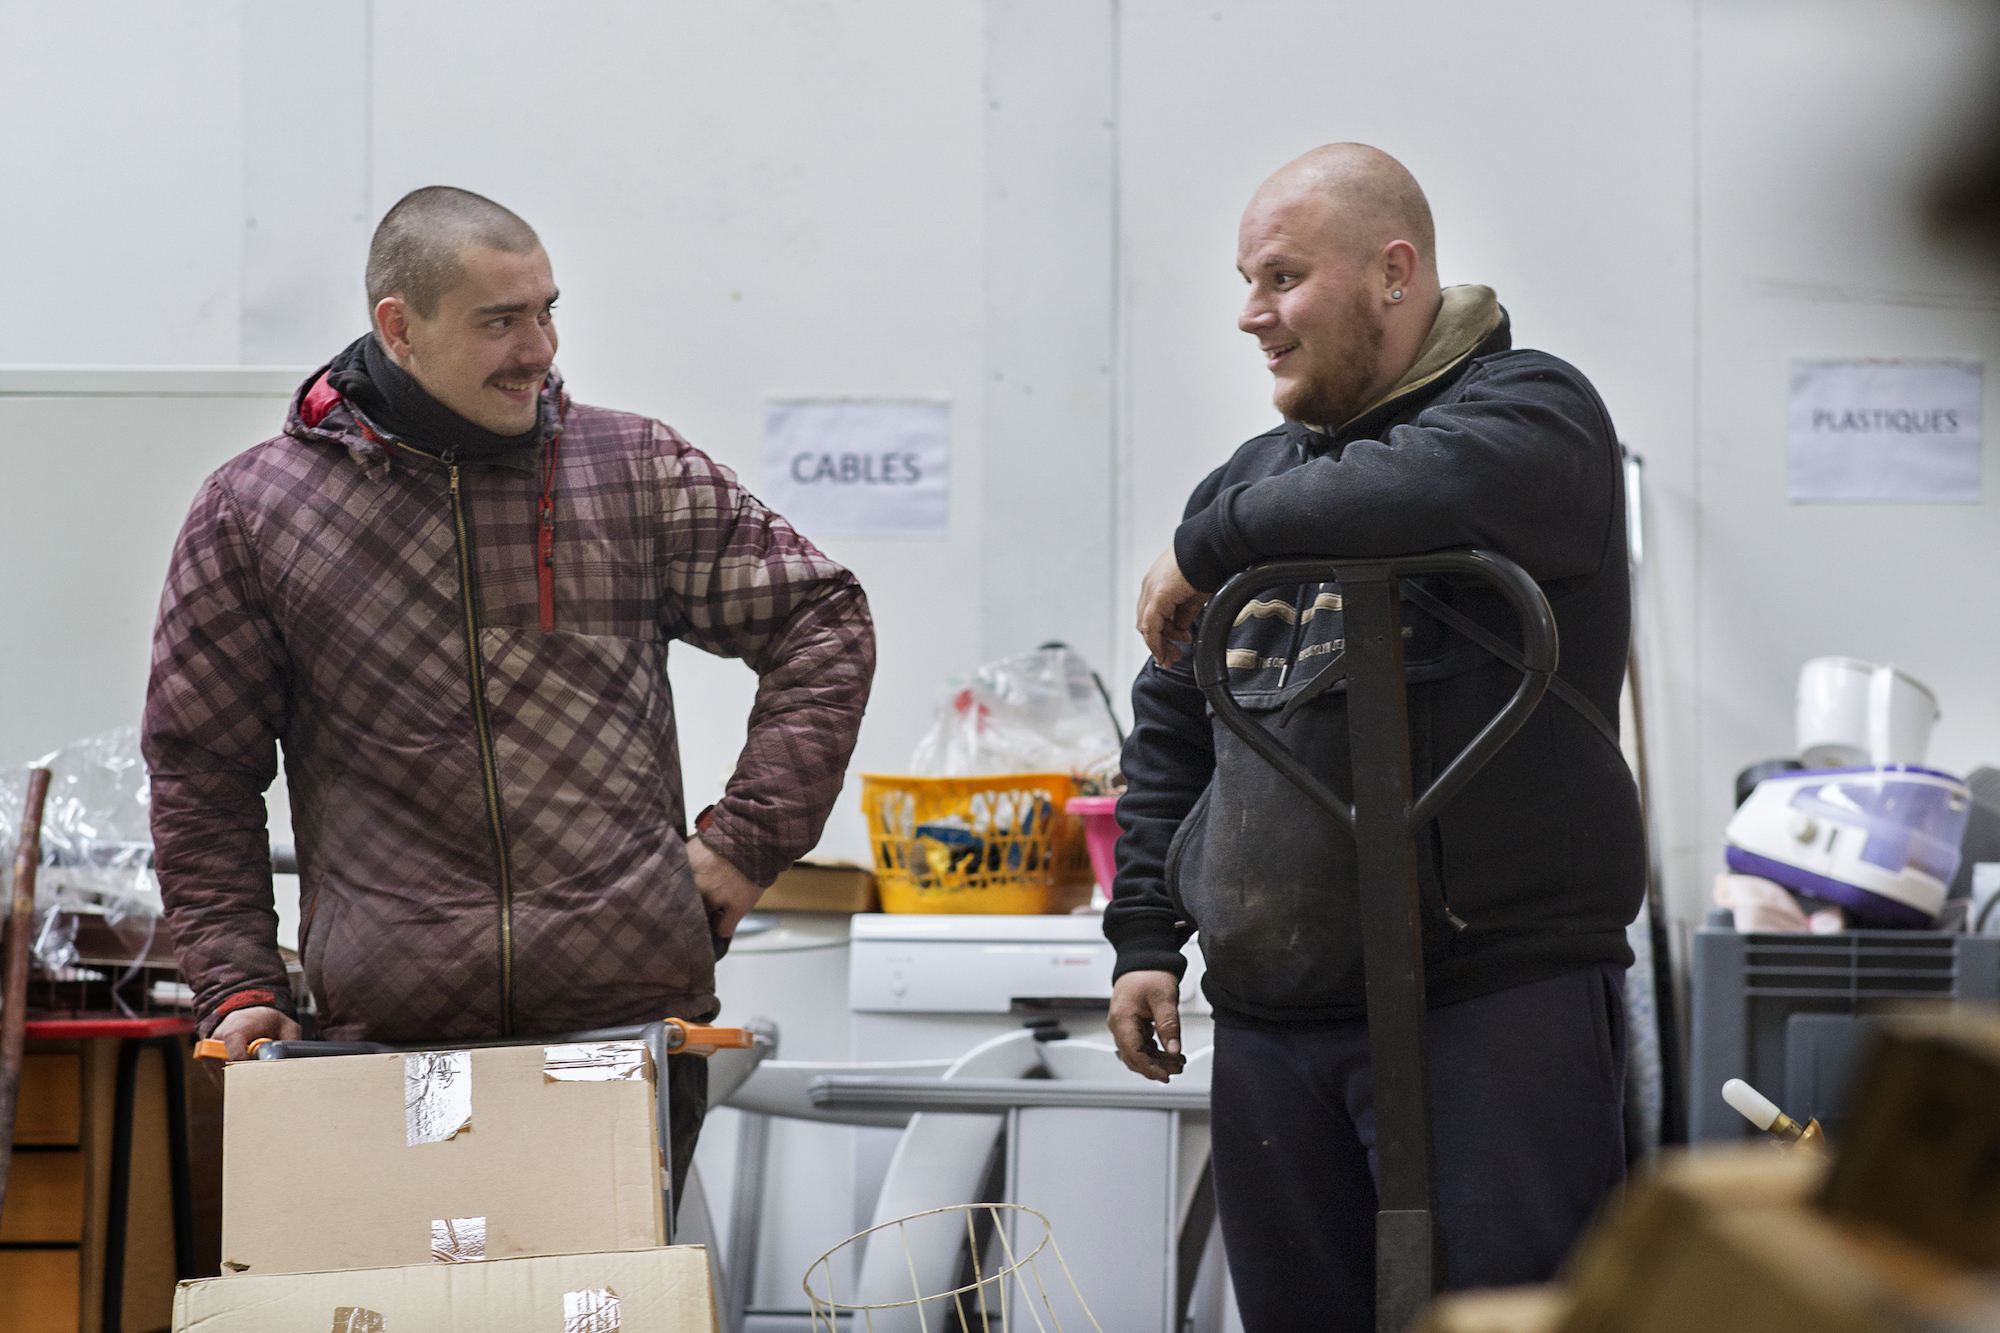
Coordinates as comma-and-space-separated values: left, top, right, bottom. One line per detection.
1210, 965, 1628, 1332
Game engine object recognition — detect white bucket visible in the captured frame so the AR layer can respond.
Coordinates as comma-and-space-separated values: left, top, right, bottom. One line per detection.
1795, 656, 1939, 770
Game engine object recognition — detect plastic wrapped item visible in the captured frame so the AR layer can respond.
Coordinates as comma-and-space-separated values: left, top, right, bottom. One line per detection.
909, 646, 1121, 781
0, 725, 161, 974
1713, 872, 1845, 934
31, 908, 81, 973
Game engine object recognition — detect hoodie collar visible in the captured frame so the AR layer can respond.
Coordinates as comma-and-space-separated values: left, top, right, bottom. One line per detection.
285, 358, 567, 477
1298, 284, 1509, 449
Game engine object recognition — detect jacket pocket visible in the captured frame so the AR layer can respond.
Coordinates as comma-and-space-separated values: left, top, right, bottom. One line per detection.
1179, 675, 1466, 1014
1176, 685, 1368, 1012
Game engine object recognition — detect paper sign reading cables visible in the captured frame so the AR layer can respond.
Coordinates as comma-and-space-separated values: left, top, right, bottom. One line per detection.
405, 1051, 472, 1146
564, 1288, 622, 1332
763, 399, 950, 540
543, 1041, 651, 1082
1790, 361, 1982, 502
430, 1216, 486, 1263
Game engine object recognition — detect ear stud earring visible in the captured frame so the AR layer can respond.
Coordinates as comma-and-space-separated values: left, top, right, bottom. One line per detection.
1391, 289, 1404, 301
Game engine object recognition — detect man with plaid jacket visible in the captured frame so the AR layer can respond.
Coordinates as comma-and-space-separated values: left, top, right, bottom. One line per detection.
143, 187, 875, 1180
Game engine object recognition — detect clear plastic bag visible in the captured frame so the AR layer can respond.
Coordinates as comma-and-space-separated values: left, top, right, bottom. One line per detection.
1, 725, 161, 973
909, 646, 1122, 785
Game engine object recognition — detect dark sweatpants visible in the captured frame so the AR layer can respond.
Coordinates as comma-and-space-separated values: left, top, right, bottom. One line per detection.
1210, 964, 1628, 1332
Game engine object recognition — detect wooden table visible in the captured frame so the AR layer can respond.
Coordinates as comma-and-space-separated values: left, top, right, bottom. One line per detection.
2, 1017, 202, 1333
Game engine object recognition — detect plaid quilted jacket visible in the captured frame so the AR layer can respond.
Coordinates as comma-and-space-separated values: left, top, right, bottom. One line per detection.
144, 365, 874, 1041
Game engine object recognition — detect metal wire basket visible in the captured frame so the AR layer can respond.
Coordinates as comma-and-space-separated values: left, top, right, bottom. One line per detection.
803, 1203, 1101, 1333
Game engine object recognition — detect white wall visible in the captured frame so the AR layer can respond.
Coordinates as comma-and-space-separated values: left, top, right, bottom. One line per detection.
0, 3, 244, 363
0, 370, 301, 765
2, 0, 993, 867
5, 0, 1998, 946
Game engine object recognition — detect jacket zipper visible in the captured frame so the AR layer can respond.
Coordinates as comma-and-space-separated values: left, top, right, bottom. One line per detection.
445, 461, 517, 1037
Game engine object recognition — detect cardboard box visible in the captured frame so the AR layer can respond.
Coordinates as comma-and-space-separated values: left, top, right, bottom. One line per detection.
1553, 1146, 1996, 1333
1557, 1146, 1822, 1331
1414, 1287, 1569, 1333
757, 858, 877, 913
222, 1042, 664, 1276
172, 1245, 717, 1331
1821, 1009, 2000, 1269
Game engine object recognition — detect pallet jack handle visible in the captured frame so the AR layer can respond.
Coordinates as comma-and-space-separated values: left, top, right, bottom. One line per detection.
1194, 548, 1556, 1333
193, 1037, 276, 1063
197, 1022, 756, 1064
662, 1018, 756, 1057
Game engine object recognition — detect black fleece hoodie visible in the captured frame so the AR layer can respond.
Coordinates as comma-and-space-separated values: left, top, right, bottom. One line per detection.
1104, 288, 1645, 1029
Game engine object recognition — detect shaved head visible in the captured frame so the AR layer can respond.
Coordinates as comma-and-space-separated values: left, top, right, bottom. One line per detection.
1253, 143, 1436, 275
1236, 144, 1442, 425
366, 187, 559, 436
366, 186, 542, 321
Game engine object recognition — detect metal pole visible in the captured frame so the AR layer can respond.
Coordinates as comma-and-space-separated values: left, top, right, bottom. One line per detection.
723, 1110, 771, 1332
1338, 570, 1440, 1331
1625, 641, 1687, 1144
0, 768, 53, 1226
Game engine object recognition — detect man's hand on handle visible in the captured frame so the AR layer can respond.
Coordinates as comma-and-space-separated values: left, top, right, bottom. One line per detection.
203, 1005, 302, 1084
1109, 970, 1187, 1083
689, 834, 764, 939
1137, 547, 1211, 669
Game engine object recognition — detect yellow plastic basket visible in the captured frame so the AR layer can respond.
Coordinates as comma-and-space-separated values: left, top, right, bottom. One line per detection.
860, 772, 1092, 914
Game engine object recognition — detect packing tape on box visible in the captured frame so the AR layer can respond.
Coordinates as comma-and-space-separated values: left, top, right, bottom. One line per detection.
544, 1040, 651, 1082
329, 1309, 385, 1333
564, 1287, 622, 1332
406, 1051, 473, 1146
430, 1215, 487, 1263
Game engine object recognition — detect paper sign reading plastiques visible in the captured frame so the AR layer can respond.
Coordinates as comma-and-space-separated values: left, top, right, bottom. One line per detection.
1789, 361, 1982, 502
763, 399, 949, 540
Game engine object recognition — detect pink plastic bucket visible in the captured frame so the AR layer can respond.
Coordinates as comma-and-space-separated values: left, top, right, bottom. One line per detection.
1065, 796, 1121, 895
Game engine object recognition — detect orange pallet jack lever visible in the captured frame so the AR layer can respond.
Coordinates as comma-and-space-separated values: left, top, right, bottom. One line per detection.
663, 1018, 755, 1058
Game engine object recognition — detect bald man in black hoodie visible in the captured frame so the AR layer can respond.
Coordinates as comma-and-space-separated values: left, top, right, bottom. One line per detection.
1103, 145, 1645, 1330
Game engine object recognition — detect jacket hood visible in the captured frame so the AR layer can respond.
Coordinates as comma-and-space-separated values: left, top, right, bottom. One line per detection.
1344, 284, 1505, 425
284, 358, 568, 477
1297, 285, 1509, 451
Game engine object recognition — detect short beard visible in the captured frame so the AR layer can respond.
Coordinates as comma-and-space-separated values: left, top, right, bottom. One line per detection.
1274, 285, 1386, 427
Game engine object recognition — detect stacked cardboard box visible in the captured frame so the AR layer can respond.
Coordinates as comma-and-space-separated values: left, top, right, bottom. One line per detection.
171, 1040, 716, 1331
175, 1248, 715, 1331
756, 857, 877, 914
1418, 1011, 2000, 1333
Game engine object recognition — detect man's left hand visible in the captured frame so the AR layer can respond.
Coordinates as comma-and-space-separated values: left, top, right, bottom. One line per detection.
1137, 546, 1211, 668
688, 835, 764, 939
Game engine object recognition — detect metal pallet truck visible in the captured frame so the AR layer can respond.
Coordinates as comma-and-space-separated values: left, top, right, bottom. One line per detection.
1194, 549, 1556, 1333
198, 1017, 754, 1238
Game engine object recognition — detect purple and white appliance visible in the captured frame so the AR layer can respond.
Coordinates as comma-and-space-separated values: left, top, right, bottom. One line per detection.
1724, 765, 1972, 928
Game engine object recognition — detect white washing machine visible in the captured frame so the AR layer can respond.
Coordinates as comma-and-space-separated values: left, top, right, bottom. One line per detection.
846, 911, 1210, 1246
700, 910, 1220, 1331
